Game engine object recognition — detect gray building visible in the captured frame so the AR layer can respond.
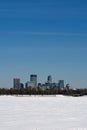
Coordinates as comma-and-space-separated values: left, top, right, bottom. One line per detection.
47, 75, 52, 84
25, 81, 36, 88
58, 80, 64, 90
13, 78, 20, 89
30, 74, 37, 87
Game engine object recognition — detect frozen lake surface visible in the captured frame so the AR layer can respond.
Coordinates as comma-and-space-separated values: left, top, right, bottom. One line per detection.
0, 95, 87, 130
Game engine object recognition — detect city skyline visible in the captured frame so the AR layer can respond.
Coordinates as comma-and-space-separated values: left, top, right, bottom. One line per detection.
3, 73, 87, 89
0, 0, 87, 88
13, 74, 65, 91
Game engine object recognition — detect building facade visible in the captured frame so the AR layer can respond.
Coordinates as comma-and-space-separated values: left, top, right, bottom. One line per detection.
25, 81, 36, 89
13, 78, 20, 89
47, 75, 52, 84
58, 80, 64, 90
30, 74, 37, 87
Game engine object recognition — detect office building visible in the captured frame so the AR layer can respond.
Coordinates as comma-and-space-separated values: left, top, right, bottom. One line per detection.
20, 83, 24, 89
47, 75, 52, 83
30, 74, 37, 87
25, 81, 35, 89
58, 80, 64, 90
13, 78, 20, 89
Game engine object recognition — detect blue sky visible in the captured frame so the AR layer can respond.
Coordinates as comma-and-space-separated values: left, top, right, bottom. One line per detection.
0, 0, 87, 88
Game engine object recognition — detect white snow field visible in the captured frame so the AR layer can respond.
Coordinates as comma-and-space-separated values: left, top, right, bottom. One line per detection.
0, 95, 87, 130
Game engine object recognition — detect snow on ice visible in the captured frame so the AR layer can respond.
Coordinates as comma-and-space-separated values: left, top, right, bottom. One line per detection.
0, 95, 87, 130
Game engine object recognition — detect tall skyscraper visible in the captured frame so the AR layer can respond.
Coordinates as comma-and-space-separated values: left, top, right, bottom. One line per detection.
47, 75, 52, 83
13, 78, 20, 89
30, 74, 37, 87
58, 80, 64, 90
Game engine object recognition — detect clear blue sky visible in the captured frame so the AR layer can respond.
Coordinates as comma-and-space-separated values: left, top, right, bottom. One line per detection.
0, 0, 87, 88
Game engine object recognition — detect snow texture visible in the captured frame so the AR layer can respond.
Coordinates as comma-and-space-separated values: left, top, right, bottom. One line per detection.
0, 95, 87, 130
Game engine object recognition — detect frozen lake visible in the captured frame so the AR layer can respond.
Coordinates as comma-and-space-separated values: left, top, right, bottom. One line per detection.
0, 95, 87, 130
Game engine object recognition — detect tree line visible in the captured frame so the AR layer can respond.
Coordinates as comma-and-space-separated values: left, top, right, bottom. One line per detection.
0, 87, 87, 96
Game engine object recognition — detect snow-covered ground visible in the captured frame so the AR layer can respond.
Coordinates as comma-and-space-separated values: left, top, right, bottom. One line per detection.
0, 95, 87, 130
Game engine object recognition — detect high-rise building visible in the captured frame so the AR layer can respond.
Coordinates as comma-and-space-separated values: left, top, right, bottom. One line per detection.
20, 83, 24, 89
25, 81, 35, 89
13, 78, 20, 89
30, 74, 37, 87
58, 80, 64, 90
25, 81, 30, 88
47, 75, 52, 83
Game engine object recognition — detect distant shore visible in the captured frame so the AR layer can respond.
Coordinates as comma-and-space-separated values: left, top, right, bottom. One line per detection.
0, 88, 87, 97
